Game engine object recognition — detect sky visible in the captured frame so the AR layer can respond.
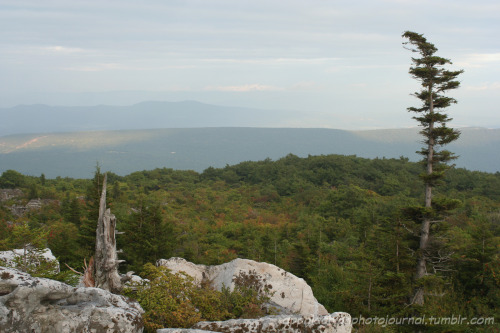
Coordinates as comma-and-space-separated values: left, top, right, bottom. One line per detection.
1, 0, 499, 130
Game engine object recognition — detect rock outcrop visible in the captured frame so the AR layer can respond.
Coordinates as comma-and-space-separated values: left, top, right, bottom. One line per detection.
157, 257, 328, 316
0, 189, 23, 202
192, 313, 352, 333
0, 247, 60, 274
157, 313, 352, 333
0, 266, 144, 333
8, 198, 59, 216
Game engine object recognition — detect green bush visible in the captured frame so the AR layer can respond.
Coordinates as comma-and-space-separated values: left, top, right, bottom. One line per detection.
223, 269, 275, 318
124, 263, 228, 332
124, 264, 275, 332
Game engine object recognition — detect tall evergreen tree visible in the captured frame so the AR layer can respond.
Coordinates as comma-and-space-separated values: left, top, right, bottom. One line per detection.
122, 199, 174, 272
402, 31, 463, 306
78, 165, 106, 259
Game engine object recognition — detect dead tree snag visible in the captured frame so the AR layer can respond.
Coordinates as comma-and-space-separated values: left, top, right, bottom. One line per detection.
94, 173, 132, 293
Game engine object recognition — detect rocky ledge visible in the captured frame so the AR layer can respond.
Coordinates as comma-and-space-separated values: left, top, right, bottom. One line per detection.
158, 312, 352, 333
0, 266, 144, 333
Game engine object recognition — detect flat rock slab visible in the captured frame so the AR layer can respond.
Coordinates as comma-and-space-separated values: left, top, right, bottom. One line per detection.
0, 266, 144, 333
191, 312, 352, 333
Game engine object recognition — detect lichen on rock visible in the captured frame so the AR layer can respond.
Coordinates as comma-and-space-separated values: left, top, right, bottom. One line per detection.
0, 266, 144, 333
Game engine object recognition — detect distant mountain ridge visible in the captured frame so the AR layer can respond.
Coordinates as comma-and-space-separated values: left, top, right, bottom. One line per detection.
1, 101, 498, 178
0, 101, 308, 135
1, 127, 499, 178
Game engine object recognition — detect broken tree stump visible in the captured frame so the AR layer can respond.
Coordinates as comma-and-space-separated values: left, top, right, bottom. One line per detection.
94, 173, 132, 293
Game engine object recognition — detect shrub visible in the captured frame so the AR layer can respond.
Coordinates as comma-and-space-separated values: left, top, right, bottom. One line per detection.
124, 264, 275, 332
224, 269, 275, 318
124, 263, 230, 332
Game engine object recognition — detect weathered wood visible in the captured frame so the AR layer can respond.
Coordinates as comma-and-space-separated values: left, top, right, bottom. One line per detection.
93, 174, 131, 293
83, 257, 95, 287
64, 257, 95, 287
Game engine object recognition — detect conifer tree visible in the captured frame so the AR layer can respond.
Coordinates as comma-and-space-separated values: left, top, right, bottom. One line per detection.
78, 165, 106, 259
402, 31, 463, 306
122, 199, 174, 272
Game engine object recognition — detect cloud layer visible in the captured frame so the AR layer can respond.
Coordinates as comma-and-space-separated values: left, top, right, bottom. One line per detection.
0, 0, 499, 129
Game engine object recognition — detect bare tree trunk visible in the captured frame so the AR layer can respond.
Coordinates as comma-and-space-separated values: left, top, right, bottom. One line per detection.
413, 87, 435, 306
93, 174, 132, 293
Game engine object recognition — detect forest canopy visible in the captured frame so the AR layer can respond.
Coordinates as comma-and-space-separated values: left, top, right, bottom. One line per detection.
0, 154, 499, 332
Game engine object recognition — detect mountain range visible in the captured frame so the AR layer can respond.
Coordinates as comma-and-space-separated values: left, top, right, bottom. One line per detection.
0, 101, 308, 135
1, 101, 499, 178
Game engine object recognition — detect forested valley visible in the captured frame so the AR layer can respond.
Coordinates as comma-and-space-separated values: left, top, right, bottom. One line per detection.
1, 154, 499, 331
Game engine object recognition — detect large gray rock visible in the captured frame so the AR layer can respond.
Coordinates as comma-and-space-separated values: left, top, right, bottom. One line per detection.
190, 313, 352, 333
157, 257, 328, 316
0, 266, 144, 333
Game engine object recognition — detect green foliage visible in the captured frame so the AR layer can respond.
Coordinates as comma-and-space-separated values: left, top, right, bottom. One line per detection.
46, 220, 80, 268
0, 222, 60, 277
402, 30, 463, 185
124, 264, 278, 332
402, 30, 465, 311
0, 170, 26, 188
124, 264, 213, 331
121, 201, 175, 272
124, 264, 274, 332
0, 154, 498, 331
78, 165, 106, 259
225, 269, 275, 318
2, 222, 47, 252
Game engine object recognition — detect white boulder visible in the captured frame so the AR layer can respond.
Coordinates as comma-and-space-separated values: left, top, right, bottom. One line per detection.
157, 257, 328, 316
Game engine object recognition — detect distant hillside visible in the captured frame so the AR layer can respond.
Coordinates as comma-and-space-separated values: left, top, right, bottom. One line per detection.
0, 127, 498, 178
0, 101, 308, 135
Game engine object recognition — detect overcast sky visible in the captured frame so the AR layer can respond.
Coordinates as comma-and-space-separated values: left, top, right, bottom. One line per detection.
1, 0, 499, 129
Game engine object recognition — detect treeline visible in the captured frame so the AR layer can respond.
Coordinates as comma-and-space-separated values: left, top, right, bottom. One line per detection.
0, 154, 499, 332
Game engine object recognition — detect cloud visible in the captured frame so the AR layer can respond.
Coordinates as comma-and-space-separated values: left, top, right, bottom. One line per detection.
200, 57, 338, 65
290, 81, 324, 91
42, 46, 87, 54
63, 63, 124, 72
204, 84, 284, 92
62, 61, 196, 72
336, 32, 393, 42
1, 45, 89, 57
465, 82, 500, 91
349, 83, 368, 88
456, 53, 500, 68
325, 64, 405, 73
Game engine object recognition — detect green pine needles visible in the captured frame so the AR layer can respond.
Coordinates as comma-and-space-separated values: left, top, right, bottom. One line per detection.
402, 31, 464, 307
402, 31, 463, 189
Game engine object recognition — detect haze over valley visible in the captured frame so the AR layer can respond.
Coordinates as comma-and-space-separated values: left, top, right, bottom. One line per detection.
0, 101, 499, 178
